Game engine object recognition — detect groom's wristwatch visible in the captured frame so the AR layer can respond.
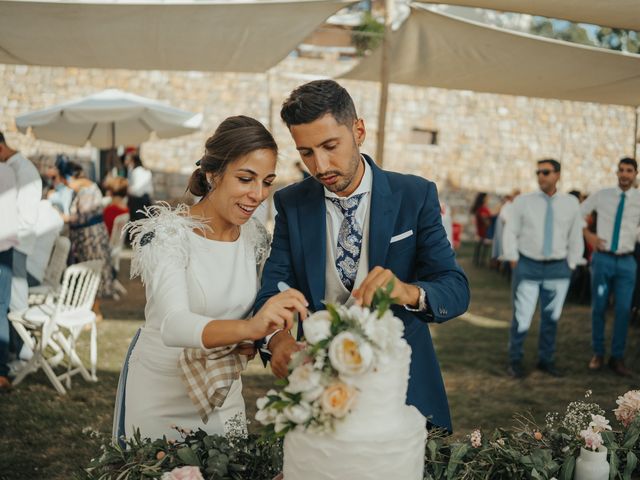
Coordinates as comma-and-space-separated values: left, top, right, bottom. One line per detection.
404, 286, 427, 312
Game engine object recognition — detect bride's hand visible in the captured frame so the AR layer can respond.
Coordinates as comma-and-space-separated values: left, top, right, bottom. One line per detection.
248, 289, 308, 340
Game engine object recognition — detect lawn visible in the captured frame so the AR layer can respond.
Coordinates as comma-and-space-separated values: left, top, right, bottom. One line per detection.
1, 244, 638, 479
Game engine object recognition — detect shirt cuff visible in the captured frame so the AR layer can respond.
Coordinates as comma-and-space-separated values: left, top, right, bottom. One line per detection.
260, 329, 283, 355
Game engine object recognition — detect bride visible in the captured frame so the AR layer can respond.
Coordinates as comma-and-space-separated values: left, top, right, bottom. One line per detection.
113, 116, 308, 443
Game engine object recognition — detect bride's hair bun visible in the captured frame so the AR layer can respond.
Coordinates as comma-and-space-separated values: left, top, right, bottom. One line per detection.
187, 166, 210, 197
186, 115, 277, 198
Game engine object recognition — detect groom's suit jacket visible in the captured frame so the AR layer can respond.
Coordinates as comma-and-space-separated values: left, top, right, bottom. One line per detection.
255, 155, 470, 431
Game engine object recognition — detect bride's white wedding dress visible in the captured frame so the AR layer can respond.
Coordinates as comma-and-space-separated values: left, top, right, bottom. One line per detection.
113, 204, 268, 442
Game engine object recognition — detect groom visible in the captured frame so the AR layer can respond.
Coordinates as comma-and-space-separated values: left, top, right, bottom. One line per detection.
255, 80, 470, 432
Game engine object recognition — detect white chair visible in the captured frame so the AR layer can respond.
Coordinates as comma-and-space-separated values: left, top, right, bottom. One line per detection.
110, 212, 129, 299
9, 260, 103, 394
28, 235, 71, 305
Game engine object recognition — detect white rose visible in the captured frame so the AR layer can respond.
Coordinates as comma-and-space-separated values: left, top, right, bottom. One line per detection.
346, 305, 373, 327
255, 407, 276, 425
302, 384, 324, 402
303, 311, 333, 344
283, 402, 313, 424
274, 413, 289, 433
328, 332, 373, 376
256, 396, 269, 411
285, 363, 322, 394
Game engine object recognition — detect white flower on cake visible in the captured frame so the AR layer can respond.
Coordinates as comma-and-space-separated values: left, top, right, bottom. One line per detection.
320, 382, 357, 418
363, 309, 404, 355
329, 331, 374, 377
303, 311, 332, 344
286, 364, 322, 394
284, 402, 313, 424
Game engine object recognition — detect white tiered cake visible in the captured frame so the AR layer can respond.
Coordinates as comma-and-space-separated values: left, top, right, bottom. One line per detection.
283, 341, 426, 479
256, 303, 427, 480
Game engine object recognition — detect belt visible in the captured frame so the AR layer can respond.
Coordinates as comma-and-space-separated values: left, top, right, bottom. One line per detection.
597, 251, 633, 257
70, 214, 104, 230
519, 253, 566, 264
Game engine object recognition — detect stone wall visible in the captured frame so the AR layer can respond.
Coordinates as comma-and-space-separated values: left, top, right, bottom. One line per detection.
1, 56, 637, 227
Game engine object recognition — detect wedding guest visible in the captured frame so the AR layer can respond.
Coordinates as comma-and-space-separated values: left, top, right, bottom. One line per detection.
113, 116, 306, 443
471, 192, 494, 266
103, 176, 129, 237
64, 163, 115, 302
581, 157, 640, 377
125, 152, 153, 222
0, 132, 42, 314
46, 156, 74, 215
0, 163, 18, 390
503, 159, 583, 378
26, 200, 64, 287
256, 80, 470, 433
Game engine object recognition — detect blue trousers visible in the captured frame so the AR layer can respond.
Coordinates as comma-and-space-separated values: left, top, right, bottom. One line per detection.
0, 249, 13, 377
509, 255, 571, 364
590, 252, 637, 359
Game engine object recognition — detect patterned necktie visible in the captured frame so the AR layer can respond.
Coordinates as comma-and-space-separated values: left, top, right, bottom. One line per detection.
611, 191, 626, 253
542, 195, 554, 258
327, 193, 366, 291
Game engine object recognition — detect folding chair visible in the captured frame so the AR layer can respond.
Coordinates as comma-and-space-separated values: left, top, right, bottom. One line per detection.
8, 260, 103, 394
28, 235, 71, 305
110, 212, 129, 299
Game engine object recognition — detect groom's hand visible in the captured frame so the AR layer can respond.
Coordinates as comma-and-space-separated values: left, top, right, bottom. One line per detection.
353, 267, 420, 308
268, 331, 304, 378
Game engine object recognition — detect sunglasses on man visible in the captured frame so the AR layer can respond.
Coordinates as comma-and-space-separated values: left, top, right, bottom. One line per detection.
536, 169, 555, 176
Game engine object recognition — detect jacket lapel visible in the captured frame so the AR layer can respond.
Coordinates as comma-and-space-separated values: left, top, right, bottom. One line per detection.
366, 155, 401, 268
298, 181, 327, 312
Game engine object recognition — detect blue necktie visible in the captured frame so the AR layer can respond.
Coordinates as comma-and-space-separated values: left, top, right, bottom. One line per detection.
542, 195, 553, 258
611, 192, 626, 253
328, 193, 366, 291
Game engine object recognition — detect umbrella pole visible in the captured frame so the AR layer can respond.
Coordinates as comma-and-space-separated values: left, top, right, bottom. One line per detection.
110, 121, 116, 176
375, 0, 393, 168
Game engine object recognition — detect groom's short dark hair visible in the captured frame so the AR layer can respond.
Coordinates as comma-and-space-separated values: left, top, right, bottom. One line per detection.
280, 80, 358, 128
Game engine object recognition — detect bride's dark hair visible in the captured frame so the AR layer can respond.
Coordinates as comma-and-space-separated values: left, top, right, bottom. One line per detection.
188, 115, 277, 197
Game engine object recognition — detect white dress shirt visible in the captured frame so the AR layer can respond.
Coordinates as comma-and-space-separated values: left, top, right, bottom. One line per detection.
128, 166, 154, 197
0, 163, 18, 252
324, 157, 373, 255
580, 186, 640, 255
6, 152, 42, 256
27, 200, 64, 282
502, 190, 584, 268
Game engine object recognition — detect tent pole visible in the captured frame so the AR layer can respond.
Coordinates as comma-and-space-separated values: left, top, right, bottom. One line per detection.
110, 121, 116, 177
375, 0, 393, 168
634, 106, 639, 159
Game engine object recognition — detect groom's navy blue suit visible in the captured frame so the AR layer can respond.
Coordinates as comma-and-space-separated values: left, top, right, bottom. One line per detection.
255, 155, 470, 431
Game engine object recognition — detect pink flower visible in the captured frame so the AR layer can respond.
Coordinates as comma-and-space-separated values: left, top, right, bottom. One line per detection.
614, 390, 640, 427
580, 428, 603, 451
161, 466, 204, 480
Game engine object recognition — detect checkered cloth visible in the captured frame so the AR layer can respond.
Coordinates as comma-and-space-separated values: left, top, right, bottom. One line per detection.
179, 345, 248, 423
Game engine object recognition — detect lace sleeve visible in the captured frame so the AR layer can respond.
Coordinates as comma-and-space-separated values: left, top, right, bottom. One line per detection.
125, 202, 207, 284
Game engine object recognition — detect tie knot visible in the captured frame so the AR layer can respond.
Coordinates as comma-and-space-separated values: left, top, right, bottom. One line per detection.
328, 193, 365, 217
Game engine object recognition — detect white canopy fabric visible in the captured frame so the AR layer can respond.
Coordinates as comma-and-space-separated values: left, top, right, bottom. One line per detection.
15, 89, 203, 148
0, 0, 352, 72
342, 6, 640, 107
418, 0, 640, 31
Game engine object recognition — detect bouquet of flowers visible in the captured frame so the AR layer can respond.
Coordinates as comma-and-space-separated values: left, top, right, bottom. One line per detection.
256, 285, 404, 436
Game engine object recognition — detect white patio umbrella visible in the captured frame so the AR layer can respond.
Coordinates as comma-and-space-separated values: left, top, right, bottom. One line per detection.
15, 89, 202, 149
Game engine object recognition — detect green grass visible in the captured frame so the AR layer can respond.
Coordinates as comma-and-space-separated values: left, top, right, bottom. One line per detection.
1, 244, 639, 479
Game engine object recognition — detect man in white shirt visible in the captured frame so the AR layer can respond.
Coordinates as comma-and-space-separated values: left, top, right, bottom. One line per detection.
0, 133, 42, 314
581, 157, 640, 377
503, 159, 584, 378
0, 162, 18, 390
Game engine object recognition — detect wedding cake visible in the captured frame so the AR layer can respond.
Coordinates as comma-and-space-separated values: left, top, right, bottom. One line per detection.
256, 301, 426, 480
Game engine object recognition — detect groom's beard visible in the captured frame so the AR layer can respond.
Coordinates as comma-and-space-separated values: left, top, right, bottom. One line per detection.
315, 146, 361, 194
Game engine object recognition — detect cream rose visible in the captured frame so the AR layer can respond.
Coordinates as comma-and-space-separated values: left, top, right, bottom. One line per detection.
161, 466, 205, 480
303, 311, 333, 344
328, 331, 373, 376
321, 382, 357, 418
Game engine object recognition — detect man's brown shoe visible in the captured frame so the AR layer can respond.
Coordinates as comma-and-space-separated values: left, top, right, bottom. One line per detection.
589, 355, 604, 370
609, 358, 632, 377
0, 376, 12, 392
